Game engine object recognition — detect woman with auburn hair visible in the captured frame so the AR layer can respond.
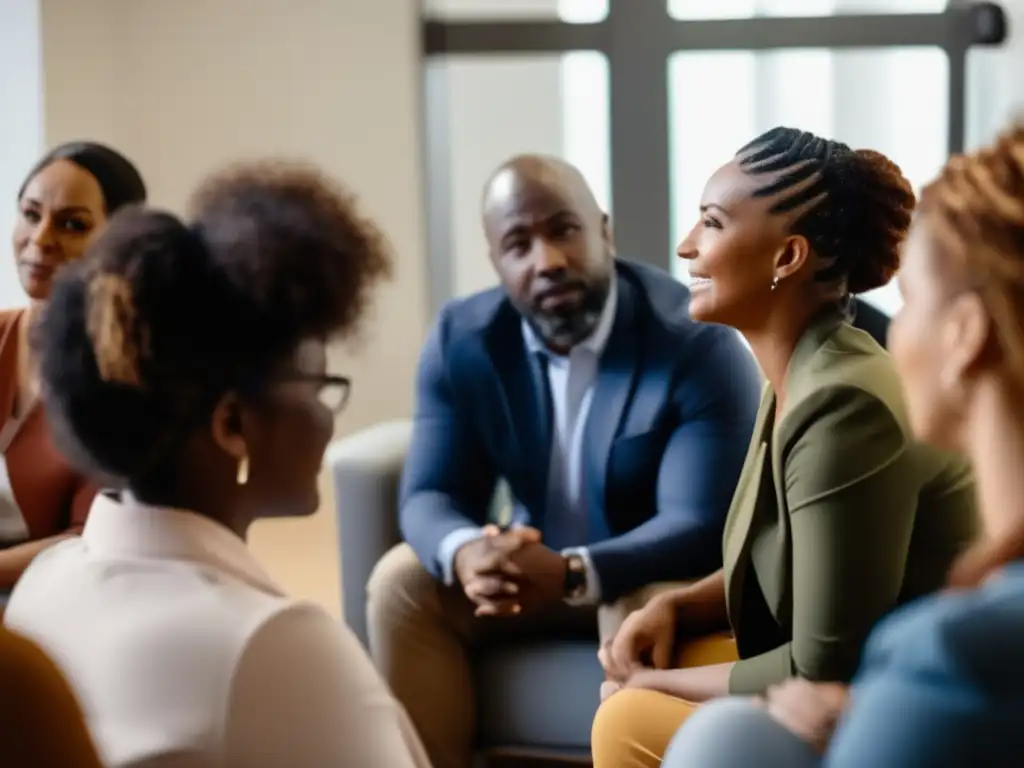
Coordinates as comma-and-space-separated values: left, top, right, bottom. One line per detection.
662, 122, 1024, 766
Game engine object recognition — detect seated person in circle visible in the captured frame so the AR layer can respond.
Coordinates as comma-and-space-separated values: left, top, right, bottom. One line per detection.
590, 127, 979, 768
4, 162, 432, 767
662, 119, 1024, 768
0, 625, 102, 767
367, 154, 762, 768
850, 296, 890, 348
0, 142, 145, 589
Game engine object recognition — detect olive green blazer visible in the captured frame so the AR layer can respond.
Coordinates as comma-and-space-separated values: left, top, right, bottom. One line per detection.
723, 308, 978, 695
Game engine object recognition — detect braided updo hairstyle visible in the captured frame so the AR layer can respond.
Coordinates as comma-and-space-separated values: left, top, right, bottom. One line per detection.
915, 123, 1024, 588
34, 161, 392, 497
737, 127, 916, 296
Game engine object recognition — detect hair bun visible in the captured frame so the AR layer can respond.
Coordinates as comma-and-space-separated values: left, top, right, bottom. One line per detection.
841, 149, 916, 294
86, 273, 145, 386
79, 207, 212, 388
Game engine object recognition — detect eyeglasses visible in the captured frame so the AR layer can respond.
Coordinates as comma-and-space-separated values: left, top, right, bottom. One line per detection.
311, 374, 351, 414
271, 374, 352, 415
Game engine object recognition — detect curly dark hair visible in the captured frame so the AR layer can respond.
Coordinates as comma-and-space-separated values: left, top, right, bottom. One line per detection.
34, 161, 393, 494
737, 127, 916, 295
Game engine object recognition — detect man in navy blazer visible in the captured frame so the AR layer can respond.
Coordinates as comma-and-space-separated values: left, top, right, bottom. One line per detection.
366, 155, 761, 768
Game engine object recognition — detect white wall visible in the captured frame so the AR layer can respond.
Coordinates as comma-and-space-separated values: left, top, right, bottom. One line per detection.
2, 0, 428, 615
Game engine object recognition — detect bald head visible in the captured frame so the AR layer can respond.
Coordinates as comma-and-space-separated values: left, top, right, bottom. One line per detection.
482, 154, 601, 222
481, 154, 614, 354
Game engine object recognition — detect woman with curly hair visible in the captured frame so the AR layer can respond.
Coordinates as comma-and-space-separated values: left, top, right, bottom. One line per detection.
4, 161, 432, 767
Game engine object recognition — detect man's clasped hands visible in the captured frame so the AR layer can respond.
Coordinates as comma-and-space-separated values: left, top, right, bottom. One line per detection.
452, 524, 565, 617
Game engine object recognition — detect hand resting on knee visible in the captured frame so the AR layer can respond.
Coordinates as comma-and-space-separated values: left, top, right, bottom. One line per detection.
599, 570, 729, 684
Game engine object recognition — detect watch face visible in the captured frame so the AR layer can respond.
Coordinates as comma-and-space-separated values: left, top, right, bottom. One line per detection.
564, 555, 587, 597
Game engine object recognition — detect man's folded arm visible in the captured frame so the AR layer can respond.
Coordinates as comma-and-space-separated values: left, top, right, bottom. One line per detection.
399, 319, 497, 579
588, 329, 760, 601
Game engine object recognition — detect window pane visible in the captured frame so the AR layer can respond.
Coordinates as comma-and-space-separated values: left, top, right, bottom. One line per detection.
668, 47, 948, 315
425, 54, 610, 301
965, 47, 1006, 152
561, 52, 611, 215
425, 0, 608, 22
668, 0, 945, 19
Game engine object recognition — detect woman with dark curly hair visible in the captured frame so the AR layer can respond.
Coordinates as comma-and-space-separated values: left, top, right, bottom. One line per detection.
4, 162, 432, 767
0, 142, 145, 591
590, 128, 979, 767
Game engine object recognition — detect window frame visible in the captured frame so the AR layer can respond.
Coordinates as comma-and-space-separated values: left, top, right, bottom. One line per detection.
422, 1, 1006, 292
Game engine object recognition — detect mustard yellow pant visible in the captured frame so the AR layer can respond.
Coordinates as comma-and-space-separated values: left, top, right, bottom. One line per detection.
591, 633, 740, 768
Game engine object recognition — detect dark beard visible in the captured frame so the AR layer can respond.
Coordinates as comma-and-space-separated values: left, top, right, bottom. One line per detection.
526, 280, 610, 351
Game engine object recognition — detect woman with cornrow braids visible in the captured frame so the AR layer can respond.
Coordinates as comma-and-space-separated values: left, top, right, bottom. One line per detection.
663, 118, 1024, 768
591, 127, 979, 767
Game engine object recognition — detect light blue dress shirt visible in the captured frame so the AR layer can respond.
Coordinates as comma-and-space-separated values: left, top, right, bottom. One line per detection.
436, 283, 618, 605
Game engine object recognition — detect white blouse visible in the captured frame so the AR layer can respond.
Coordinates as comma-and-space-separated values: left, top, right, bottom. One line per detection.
4, 493, 431, 768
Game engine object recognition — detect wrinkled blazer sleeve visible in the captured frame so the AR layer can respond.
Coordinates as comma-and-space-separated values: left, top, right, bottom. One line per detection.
398, 317, 497, 577
730, 386, 918, 694
588, 326, 761, 600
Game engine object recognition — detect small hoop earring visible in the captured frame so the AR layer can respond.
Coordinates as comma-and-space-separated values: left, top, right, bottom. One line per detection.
236, 456, 249, 486
771, 277, 780, 291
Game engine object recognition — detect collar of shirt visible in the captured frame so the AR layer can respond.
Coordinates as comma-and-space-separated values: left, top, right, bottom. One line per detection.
81, 491, 286, 598
521, 277, 618, 360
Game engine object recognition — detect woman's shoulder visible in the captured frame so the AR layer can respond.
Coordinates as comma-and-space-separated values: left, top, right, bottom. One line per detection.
781, 324, 908, 441
790, 324, 972, 490
232, 600, 383, 697
0, 307, 26, 329
0, 307, 26, 354
864, 566, 1024, 689
241, 601, 354, 659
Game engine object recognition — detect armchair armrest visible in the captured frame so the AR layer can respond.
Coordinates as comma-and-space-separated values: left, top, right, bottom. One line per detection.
326, 420, 412, 647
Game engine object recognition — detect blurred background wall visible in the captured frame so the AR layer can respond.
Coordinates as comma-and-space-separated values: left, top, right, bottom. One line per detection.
1, 0, 1023, 616
0, 0, 427, 614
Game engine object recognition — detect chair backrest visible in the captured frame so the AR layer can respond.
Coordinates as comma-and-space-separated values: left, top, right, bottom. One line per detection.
329, 421, 412, 647
0, 626, 102, 767
851, 297, 891, 349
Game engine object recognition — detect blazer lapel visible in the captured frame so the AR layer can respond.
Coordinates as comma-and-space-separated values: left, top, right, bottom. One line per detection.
750, 306, 845, 623
723, 384, 775, 629
583, 278, 639, 531
784, 305, 847, 396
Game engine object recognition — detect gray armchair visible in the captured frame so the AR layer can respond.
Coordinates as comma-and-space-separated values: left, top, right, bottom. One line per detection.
328, 420, 603, 765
